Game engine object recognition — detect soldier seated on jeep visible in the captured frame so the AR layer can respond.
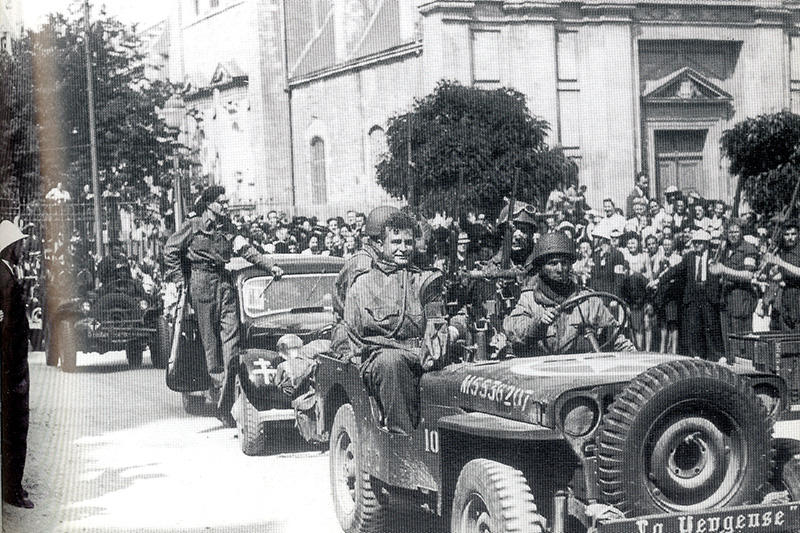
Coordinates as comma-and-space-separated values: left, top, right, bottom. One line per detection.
504, 232, 635, 356
344, 210, 455, 435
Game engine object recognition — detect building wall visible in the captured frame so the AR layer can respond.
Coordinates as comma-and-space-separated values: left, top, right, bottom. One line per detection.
289, 53, 422, 218
177, 0, 292, 207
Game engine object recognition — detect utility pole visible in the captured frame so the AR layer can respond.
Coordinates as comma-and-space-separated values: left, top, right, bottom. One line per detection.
84, 0, 103, 258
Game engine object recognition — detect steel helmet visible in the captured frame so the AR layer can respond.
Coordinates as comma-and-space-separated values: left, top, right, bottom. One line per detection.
527, 231, 577, 270
497, 200, 537, 228
364, 206, 400, 238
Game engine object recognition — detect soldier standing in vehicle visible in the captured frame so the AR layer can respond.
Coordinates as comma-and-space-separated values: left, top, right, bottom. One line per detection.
762, 219, 800, 332
504, 232, 635, 356
163, 186, 283, 424
344, 210, 450, 434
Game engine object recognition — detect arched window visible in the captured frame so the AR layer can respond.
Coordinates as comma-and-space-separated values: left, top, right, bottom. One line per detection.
310, 137, 327, 205
367, 126, 387, 175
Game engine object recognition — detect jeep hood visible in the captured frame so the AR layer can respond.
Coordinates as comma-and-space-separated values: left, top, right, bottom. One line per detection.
421, 352, 761, 429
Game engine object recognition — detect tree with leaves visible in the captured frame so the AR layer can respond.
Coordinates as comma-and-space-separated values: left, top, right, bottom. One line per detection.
1, 6, 182, 205
376, 81, 577, 219
721, 110, 800, 217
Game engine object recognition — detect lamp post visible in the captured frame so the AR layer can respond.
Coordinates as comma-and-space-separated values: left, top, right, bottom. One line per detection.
83, 0, 103, 258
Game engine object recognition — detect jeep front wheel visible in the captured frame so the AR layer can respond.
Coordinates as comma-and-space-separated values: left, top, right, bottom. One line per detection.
330, 403, 387, 533
126, 343, 143, 368
451, 459, 546, 533
597, 359, 772, 516
236, 375, 265, 456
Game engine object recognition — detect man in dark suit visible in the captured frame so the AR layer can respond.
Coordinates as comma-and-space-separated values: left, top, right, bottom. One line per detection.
0, 220, 33, 508
657, 229, 724, 361
625, 171, 649, 217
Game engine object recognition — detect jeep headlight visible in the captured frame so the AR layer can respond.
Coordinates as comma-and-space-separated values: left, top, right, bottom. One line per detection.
560, 397, 600, 437
81, 301, 91, 314
139, 299, 149, 310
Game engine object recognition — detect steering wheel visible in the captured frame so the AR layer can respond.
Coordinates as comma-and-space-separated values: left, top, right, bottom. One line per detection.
551, 291, 630, 354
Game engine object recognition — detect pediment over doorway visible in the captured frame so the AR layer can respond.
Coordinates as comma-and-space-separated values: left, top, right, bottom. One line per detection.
642, 67, 731, 104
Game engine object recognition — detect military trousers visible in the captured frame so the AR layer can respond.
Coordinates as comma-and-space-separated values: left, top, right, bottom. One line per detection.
190, 269, 239, 413
360, 348, 422, 434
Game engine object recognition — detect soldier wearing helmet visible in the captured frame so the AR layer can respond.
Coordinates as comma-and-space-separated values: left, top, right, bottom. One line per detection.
503, 232, 634, 356
329, 206, 400, 358
484, 199, 538, 274
344, 210, 452, 434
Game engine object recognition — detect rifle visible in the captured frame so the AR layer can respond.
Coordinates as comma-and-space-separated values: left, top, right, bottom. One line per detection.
501, 166, 520, 270
754, 173, 800, 281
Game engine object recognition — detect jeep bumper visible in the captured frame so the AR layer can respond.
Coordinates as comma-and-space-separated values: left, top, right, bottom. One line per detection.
596, 501, 800, 533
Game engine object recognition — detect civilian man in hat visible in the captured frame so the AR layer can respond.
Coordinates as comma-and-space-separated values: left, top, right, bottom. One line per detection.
164, 185, 283, 424
762, 219, 800, 332
504, 232, 634, 356
656, 229, 724, 360
0, 220, 34, 508
589, 223, 627, 301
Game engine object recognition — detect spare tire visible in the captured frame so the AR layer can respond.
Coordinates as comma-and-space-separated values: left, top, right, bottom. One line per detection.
596, 359, 773, 516
95, 293, 140, 322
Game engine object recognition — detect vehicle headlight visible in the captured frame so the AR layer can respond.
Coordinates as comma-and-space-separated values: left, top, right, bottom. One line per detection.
140, 299, 149, 310
81, 301, 91, 314
560, 397, 600, 437
754, 384, 782, 417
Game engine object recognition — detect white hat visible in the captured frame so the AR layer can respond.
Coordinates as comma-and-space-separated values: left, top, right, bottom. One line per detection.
691, 229, 711, 242
0, 220, 28, 254
743, 235, 760, 247
592, 220, 612, 241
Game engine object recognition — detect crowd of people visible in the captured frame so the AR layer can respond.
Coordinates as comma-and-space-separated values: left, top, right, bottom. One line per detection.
6, 171, 800, 364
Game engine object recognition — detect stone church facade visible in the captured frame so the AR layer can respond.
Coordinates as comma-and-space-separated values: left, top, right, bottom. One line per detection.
168, 0, 800, 214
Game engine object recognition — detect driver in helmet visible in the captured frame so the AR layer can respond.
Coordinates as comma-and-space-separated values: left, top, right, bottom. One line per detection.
503, 232, 635, 356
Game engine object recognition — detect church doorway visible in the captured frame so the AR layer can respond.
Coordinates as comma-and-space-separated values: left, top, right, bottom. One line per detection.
653, 129, 707, 197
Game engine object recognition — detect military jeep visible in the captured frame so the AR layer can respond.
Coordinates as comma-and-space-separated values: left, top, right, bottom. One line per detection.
314, 290, 800, 533
48, 273, 168, 372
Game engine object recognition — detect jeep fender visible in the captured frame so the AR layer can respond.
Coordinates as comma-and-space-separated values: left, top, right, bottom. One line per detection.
237, 348, 290, 410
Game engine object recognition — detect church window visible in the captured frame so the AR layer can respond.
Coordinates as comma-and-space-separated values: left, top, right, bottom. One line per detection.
556, 32, 578, 82
210, 0, 219, 8
310, 137, 328, 205
791, 37, 800, 114
556, 31, 581, 150
471, 30, 500, 88
367, 126, 387, 178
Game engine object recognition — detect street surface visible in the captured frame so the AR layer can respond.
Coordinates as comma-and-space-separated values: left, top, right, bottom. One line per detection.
3, 349, 799, 533
2, 349, 343, 533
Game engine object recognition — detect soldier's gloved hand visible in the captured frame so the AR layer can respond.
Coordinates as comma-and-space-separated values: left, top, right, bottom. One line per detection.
270, 265, 284, 279
708, 261, 722, 275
